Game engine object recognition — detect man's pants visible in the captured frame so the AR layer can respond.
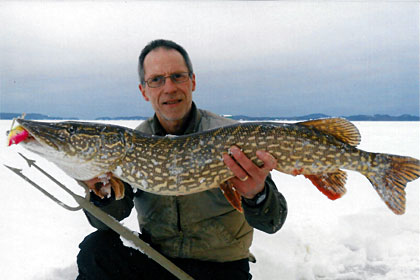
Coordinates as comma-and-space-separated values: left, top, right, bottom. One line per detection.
77, 230, 252, 280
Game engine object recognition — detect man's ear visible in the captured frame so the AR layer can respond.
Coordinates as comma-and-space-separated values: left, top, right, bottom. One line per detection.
139, 84, 149, 101
191, 73, 196, 92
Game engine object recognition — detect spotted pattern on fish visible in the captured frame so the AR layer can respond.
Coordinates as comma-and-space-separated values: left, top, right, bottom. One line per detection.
12, 118, 420, 215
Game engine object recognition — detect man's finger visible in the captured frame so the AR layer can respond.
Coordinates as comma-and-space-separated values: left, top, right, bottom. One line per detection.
256, 150, 277, 171
229, 146, 259, 176
223, 153, 249, 181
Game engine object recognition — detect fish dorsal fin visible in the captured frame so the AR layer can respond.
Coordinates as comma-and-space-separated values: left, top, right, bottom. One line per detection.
298, 118, 361, 146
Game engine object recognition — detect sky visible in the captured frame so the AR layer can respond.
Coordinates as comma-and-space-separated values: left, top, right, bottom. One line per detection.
0, 1, 419, 120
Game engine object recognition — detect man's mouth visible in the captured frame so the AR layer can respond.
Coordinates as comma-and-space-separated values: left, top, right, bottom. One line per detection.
163, 99, 182, 105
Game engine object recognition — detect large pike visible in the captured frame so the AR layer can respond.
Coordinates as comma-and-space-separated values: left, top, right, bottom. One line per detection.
8, 118, 420, 215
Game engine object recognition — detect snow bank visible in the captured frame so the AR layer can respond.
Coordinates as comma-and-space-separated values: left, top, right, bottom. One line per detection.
0, 121, 418, 279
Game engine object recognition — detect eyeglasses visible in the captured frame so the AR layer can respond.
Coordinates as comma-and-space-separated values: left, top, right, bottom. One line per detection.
145, 72, 191, 88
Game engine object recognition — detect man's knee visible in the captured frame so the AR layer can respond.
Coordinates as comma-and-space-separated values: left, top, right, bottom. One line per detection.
77, 230, 163, 280
79, 230, 119, 251
77, 230, 119, 270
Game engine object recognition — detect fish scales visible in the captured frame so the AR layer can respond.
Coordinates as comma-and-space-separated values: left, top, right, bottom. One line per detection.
11, 118, 420, 215
75, 123, 355, 194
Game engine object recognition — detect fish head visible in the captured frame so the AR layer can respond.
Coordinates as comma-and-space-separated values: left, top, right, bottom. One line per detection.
13, 119, 129, 180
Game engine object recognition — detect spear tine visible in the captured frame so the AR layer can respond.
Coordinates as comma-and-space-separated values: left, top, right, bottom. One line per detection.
18, 152, 75, 197
18, 152, 35, 167
3, 164, 82, 211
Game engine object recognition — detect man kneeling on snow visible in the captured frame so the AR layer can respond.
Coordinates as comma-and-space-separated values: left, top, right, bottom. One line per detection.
76, 39, 288, 280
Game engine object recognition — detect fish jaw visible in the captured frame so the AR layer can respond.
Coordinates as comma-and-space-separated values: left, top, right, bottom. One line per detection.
15, 119, 74, 150
14, 119, 127, 181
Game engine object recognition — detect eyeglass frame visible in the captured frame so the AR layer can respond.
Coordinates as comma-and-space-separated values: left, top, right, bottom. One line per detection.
143, 72, 193, 88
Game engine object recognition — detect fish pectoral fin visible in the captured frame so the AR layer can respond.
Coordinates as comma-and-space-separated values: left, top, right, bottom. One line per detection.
219, 181, 243, 213
304, 170, 347, 200
297, 118, 361, 146
110, 176, 125, 200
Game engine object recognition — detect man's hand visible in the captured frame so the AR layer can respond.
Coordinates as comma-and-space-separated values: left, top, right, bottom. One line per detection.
83, 172, 125, 200
223, 146, 277, 199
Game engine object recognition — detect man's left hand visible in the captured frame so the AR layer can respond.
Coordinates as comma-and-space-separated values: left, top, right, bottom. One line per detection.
223, 146, 277, 199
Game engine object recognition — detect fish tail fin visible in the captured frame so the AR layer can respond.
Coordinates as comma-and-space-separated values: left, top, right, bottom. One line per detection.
365, 154, 420, 215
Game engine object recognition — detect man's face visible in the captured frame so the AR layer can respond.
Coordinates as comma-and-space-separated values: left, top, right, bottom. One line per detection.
139, 48, 196, 126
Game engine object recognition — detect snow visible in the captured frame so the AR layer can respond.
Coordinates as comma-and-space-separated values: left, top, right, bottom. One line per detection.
113, 166, 123, 177
0, 120, 418, 280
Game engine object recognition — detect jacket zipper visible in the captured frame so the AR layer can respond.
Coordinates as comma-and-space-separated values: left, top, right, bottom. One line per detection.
175, 197, 184, 256
176, 197, 182, 232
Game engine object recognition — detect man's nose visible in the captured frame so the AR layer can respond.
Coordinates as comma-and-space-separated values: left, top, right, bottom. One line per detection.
162, 76, 178, 92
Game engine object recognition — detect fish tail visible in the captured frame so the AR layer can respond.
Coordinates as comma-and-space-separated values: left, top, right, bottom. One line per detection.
364, 154, 420, 215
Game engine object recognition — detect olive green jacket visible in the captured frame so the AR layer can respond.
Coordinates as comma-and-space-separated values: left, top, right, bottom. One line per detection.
84, 103, 287, 262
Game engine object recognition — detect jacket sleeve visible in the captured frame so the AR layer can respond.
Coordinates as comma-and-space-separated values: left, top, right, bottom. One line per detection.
78, 181, 135, 230
242, 175, 287, 234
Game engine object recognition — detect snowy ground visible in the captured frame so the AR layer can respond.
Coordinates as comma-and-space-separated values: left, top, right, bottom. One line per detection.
0, 120, 418, 280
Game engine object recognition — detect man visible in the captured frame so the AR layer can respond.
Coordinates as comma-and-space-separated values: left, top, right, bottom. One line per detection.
77, 39, 287, 280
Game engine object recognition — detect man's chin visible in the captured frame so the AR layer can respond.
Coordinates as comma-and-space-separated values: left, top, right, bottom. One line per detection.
161, 114, 186, 122
161, 105, 191, 121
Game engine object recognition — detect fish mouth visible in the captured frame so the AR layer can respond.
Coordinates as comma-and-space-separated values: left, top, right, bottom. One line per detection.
6, 125, 35, 145
10, 119, 62, 150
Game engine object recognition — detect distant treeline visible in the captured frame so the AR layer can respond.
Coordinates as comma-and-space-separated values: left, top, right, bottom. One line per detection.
1, 112, 419, 121
228, 113, 420, 121
0, 113, 146, 120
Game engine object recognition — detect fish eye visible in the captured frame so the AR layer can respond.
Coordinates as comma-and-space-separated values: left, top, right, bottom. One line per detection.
67, 126, 76, 134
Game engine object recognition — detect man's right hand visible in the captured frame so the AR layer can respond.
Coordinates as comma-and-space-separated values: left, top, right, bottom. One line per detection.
83, 172, 125, 200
